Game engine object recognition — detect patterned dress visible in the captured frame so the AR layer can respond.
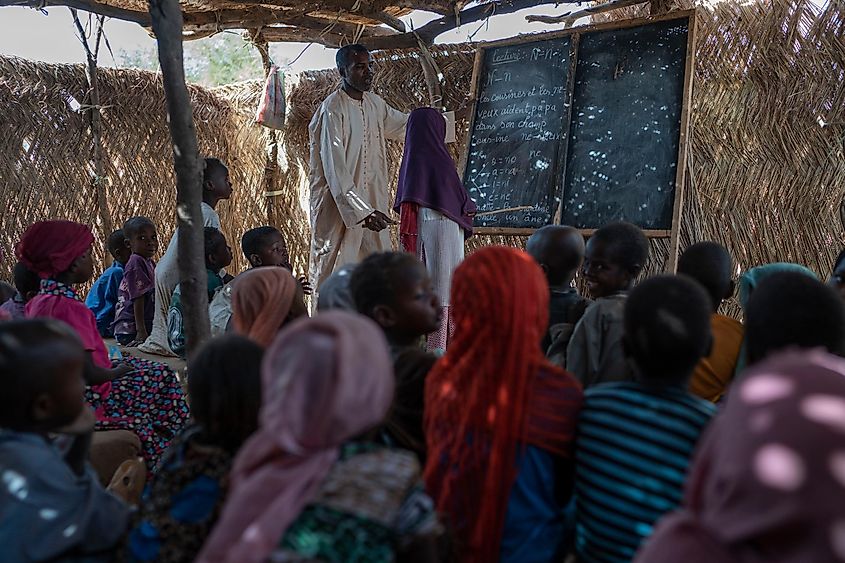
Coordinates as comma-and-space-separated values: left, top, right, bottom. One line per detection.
125, 426, 233, 562
271, 442, 441, 562
26, 280, 189, 466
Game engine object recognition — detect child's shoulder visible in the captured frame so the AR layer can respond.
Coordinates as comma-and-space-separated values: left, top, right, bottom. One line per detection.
0, 431, 71, 483
125, 254, 155, 270
713, 313, 744, 336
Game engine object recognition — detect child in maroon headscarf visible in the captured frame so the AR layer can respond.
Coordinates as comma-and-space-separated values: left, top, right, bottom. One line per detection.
394, 107, 476, 353
17, 220, 189, 466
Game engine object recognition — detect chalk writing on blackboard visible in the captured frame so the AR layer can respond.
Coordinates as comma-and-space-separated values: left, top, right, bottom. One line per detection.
463, 37, 572, 229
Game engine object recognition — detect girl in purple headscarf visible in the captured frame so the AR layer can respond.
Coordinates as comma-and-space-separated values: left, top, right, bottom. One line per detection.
394, 108, 476, 352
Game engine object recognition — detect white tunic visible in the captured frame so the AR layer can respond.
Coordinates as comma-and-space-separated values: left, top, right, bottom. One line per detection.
308, 89, 408, 288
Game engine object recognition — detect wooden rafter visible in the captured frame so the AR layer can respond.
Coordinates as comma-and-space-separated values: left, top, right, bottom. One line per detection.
2, 0, 580, 48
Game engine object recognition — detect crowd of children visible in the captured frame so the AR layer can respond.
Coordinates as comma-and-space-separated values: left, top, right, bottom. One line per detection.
3, 166, 845, 562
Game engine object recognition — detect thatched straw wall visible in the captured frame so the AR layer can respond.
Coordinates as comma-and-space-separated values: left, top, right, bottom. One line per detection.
221, 0, 843, 316
0, 57, 290, 285
2, 0, 843, 317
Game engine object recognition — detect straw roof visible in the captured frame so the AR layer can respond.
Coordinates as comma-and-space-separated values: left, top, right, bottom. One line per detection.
0, 0, 570, 48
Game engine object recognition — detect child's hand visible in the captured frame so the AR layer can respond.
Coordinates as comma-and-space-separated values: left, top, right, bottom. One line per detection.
298, 275, 314, 296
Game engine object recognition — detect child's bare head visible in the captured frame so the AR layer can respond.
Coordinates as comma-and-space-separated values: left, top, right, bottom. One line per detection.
123, 217, 158, 260
107, 229, 131, 265
241, 226, 290, 270
351, 252, 441, 345
624, 275, 712, 386
526, 225, 585, 287
203, 158, 233, 205
583, 222, 649, 298
0, 319, 88, 432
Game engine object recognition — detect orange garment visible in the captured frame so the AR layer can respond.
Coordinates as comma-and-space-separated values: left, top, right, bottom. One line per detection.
688, 314, 743, 402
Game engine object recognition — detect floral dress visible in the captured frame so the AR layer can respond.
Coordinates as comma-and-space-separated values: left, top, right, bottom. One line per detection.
26, 280, 189, 466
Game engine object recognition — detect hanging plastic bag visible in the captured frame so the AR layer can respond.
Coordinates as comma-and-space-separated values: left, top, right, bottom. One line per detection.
255, 65, 286, 130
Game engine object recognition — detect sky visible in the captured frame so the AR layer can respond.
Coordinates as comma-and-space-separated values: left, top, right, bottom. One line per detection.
0, 5, 589, 74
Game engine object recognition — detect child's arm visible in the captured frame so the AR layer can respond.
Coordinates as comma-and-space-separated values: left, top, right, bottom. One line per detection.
130, 295, 148, 346
85, 353, 133, 385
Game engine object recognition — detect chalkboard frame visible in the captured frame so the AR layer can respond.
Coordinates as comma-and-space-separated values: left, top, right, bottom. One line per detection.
460, 9, 698, 268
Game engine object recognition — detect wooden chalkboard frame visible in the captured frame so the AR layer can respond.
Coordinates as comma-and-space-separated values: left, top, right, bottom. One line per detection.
460, 10, 697, 269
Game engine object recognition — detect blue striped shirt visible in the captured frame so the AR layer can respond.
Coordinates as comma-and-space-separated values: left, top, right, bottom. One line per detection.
574, 382, 715, 562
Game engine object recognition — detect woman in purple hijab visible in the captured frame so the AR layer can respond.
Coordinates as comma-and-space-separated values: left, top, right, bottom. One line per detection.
394, 107, 476, 352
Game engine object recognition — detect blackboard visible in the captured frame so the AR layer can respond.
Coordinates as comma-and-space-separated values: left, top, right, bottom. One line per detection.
460, 11, 695, 238
462, 37, 573, 229
561, 19, 689, 230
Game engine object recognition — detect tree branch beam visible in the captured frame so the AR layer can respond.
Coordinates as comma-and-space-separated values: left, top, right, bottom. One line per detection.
356, 0, 578, 50
526, 0, 648, 25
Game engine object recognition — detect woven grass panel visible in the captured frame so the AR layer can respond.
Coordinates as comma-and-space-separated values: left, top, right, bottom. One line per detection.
228, 0, 844, 314
0, 56, 270, 287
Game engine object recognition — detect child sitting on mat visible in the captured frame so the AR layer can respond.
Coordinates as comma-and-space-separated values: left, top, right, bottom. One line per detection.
86, 229, 131, 338
0, 318, 129, 562
351, 251, 441, 462
0, 261, 40, 320
168, 227, 233, 357
567, 221, 649, 387
112, 217, 158, 347
17, 220, 189, 466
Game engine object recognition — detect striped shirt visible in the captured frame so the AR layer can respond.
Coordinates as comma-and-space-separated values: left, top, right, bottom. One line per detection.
574, 382, 716, 562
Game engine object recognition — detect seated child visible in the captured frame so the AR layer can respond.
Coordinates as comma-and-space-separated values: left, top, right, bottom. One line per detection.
126, 334, 263, 562
424, 247, 583, 563
198, 312, 441, 563
231, 266, 307, 348
745, 271, 845, 364
209, 226, 309, 336
567, 221, 649, 387
17, 220, 189, 466
0, 319, 129, 561
0, 262, 41, 320
351, 252, 441, 461
677, 242, 743, 402
735, 262, 818, 375
526, 225, 592, 363
316, 263, 357, 312
574, 275, 716, 562
140, 157, 232, 357
635, 272, 845, 563
167, 227, 233, 357
85, 229, 131, 337
112, 217, 158, 347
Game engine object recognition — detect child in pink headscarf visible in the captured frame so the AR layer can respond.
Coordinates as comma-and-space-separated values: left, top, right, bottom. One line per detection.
198, 312, 442, 563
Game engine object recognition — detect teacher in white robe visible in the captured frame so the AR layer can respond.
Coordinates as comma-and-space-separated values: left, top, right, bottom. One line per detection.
308, 44, 409, 290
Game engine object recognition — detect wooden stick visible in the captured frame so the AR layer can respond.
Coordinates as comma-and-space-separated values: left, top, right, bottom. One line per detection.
526, 0, 649, 26
475, 206, 536, 216
148, 0, 210, 355
70, 10, 113, 245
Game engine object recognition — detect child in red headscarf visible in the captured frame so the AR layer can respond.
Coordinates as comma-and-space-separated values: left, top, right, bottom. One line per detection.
17, 220, 190, 466
424, 246, 583, 563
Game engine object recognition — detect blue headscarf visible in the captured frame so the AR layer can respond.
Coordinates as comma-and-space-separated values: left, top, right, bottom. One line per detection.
735, 262, 818, 376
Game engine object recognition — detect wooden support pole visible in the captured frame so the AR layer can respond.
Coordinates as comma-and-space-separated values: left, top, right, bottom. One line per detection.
254, 37, 280, 229
148, 0, 210, 355
70, 10, 113, 243
416, 37, 443, 109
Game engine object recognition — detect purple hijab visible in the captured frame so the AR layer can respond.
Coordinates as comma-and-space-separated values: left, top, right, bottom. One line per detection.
394, 108, 476, 235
